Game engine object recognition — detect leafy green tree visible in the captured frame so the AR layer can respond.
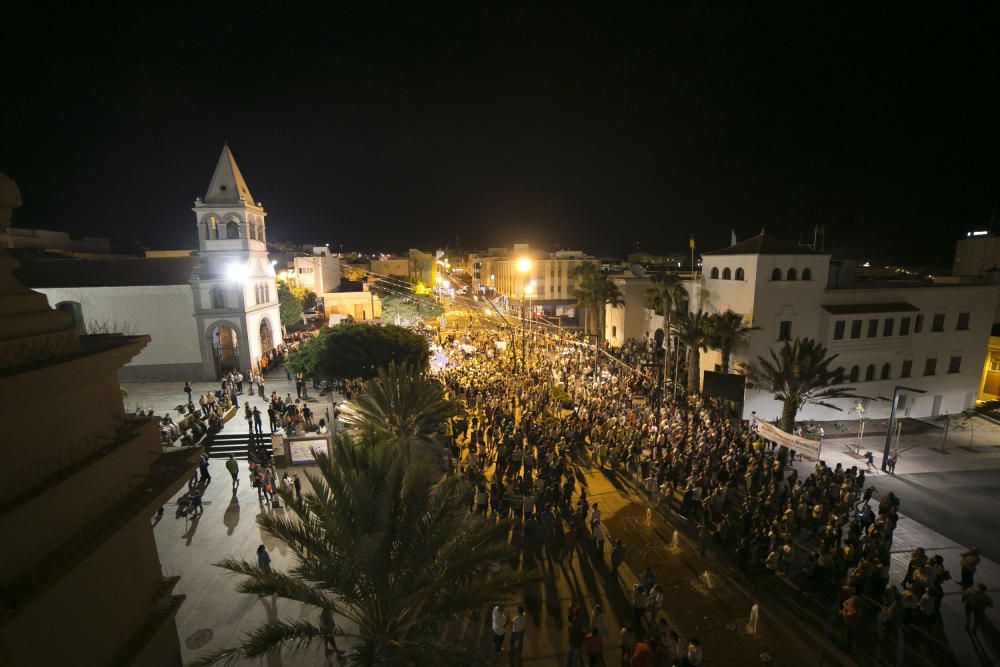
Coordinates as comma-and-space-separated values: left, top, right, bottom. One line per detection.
672, 310, 711, 395
741, 337, 855, 432
287, 324, 429, 381
339, 363, 460, 448
706, 309, 754, 374
278, 281, 303, 327
380, 293, 443, 325
570, 263, 600, 335
188, 430, 531, 667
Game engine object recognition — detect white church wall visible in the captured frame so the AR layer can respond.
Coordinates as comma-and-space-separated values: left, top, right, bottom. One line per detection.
37, 285, 203, 380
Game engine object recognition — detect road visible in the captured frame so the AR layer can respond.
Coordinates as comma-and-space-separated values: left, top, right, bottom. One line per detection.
871, 469, 1000, 562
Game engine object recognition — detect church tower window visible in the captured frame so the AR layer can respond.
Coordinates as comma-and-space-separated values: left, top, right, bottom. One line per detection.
226, 220, 241, 239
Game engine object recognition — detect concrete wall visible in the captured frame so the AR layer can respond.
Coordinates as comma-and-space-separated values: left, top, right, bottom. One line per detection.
36, 285, 202, 368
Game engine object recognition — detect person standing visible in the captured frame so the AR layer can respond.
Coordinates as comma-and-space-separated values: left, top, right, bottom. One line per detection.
632, 584, 647, 627
198, 452, 211, 484
960, 547, 981, 588
225, 454, 240, 490
584, 627, 603, 666
256, 544, 271, 572
184, 381, 192, 403
510, 605, 526, 659
611, 540, 626, 573
293, 473, 302, 501
491, 605, 509, 655
252, 406, 263, 434
680, 638, 702, 666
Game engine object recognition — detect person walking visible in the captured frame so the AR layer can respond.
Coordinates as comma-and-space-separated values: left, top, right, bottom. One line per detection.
198, 452, 211, 484
293, 473, 302, 501
584, 627, 604, 666
256, 544, 271, 572
319, 607, 346, 658
225, 454, 239, 491
184, 381, 192, 403
252, 406, 263, 434
611, 540, 626, 573
963, 583, 994, 634
510, 605, 526, 659
632, 584, 647, 627
491, 605, 509, 655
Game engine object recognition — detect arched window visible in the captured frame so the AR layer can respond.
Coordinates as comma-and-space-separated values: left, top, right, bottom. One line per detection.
735, 267, 744, 281
881, 363, 891, 380
211, 288, 225, 309
849, 365, 859, 383
56, 301, 86, 334
802, 267, 812, 281
710, 267, 719, 279
226, 220, 241, 239
865, 364, 876, 381
787, 268, 797, 281
771, 268, 782, 281
722, 267, 732, 280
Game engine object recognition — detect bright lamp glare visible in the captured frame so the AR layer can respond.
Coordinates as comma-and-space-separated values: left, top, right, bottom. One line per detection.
516, 257, 531, 273
227, 262, 249, 282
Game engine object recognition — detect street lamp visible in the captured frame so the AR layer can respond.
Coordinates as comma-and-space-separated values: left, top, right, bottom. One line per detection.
879, 385, 926, 471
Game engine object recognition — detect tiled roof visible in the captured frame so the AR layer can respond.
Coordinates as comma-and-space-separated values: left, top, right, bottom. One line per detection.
704, 232, 815, 256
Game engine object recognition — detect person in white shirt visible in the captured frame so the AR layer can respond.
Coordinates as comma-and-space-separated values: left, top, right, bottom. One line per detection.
510, 605, 527, 656
491, 605, 509, 655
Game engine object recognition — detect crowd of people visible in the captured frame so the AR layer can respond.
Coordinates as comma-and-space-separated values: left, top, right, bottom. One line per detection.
435, 325, 991, 664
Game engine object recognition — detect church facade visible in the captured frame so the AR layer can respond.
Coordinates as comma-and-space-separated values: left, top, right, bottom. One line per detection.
15, 146, 283, 380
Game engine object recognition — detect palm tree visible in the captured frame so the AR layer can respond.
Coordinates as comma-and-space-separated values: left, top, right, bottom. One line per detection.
593, 275, 623, 348
741, 337, 855, 432
672, 310, 711, 395
645, 273, 689, 378
188, 431, 531, 667
338, 362, 461, 449
706, 310, 754, 374
571, 262, 600, 335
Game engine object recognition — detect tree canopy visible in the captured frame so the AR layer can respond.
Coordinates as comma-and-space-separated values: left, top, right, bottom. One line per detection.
287, 324, 429, 380
278, 283, 317, 327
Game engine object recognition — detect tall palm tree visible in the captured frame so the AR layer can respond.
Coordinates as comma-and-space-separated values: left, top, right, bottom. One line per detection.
706, 310, 754, 374
571, 262, 600, 335
188, 431, 531, 667
741, 337, 855, 432
672, 310, 711, 395
645, 273, 689, 378
338, 362, 461, 449
594, 275, 623, 348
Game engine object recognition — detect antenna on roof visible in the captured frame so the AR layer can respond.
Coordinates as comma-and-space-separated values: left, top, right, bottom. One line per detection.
799, 225, 825, 252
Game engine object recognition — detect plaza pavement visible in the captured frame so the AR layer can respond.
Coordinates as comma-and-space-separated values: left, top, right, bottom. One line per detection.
128, 372, 1000, 665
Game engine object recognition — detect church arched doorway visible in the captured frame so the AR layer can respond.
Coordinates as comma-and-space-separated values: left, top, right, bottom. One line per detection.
259, 318, 274, 354
210, 322, 241, 377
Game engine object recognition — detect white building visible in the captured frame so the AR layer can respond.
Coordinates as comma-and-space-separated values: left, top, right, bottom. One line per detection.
623, 232, 997, 422
15, 145, 283, 380
290, 246, 341, 294
492, 245, 598, 316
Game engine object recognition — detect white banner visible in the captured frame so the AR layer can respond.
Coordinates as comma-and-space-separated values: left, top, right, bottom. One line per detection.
752, 420, 823, 461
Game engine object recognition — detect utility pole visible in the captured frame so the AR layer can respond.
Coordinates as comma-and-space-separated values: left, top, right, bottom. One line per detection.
881, 386, 926, 471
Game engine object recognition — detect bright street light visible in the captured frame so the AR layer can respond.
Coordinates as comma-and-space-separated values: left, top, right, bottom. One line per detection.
516, 257, 532, 273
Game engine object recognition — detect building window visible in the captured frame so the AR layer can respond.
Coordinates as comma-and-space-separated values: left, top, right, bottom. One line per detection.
956, 312, 970, 331
787, 268, 797, 281
56, 301, 86, 334
611, 325, 618, 338
915, 314, 924, 333
865, 364, 875, 381
212, 289, 225, 309
924, 358, 937, 376
771, 268, 782, 281
932, 313, 945, 332
901, 359, 912, 378
851, 320, 862, 339
849, 366, 859, 382
833, 320, 845, 340
881, 363, 891, 380
802, 267, 812, 280
226, 220, 241, 239
735, 267, 744, 280
883, 318, 894, 337
778, 320, 792, 341
867, 319, 878, 338
948, 356, 962, 373
710, 267, 719, 279
722, 267, 732, 280
990, 357, 1000, 372
900, 317, 910, 336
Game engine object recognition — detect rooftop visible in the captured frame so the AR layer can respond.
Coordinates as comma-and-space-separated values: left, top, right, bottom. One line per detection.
14, 256, 198, 288
703, 232, 818, 256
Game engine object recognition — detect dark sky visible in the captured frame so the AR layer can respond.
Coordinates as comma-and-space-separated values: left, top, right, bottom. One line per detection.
3, 3, 998, 265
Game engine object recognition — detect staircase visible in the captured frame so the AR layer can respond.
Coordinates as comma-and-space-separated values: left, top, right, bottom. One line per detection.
206, 431, 273, 461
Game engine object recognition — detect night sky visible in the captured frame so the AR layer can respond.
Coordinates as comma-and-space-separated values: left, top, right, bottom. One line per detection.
3, 3, 998, 265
